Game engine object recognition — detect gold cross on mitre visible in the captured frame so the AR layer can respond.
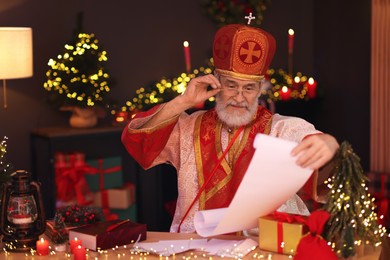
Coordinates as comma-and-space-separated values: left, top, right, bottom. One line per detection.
245, 13, 255, 25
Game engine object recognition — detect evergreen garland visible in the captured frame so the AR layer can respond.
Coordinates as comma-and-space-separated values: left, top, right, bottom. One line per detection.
322, 141, 387, 258
200, 0, 271, 27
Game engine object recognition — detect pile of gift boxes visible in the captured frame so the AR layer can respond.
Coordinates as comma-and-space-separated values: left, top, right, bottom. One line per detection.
54, 151, 137, 222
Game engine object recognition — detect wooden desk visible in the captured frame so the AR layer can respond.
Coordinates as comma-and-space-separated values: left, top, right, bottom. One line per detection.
0, 232, 382, 259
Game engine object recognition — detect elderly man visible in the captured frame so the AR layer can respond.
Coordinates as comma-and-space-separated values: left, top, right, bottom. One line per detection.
122, 24, 339, 233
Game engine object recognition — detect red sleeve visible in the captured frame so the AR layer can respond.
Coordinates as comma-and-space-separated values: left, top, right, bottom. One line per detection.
121, 105, 178, 169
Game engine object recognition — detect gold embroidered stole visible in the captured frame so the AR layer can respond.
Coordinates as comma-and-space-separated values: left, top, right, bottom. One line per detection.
194, 106, 273, 210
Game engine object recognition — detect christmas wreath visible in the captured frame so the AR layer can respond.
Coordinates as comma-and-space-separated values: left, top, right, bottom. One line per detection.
200, 0, 271, 27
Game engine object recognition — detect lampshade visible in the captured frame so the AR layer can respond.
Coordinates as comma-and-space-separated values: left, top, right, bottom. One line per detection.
0, 27, 33, 79
0, 27, 33, 108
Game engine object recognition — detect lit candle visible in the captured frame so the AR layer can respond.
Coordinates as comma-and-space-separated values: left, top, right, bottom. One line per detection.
288, 29, 295, 76
307, 77, 317, 98
114, 111, 128, 123
73, 245, 86, 260
183, 41, 191, 73
70, 237, 82, 254
288, 29, 295, 55
36, 238, 49, 256
280, 86, 291, 101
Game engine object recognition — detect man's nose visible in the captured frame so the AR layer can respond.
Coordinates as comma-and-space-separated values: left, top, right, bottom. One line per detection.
233, 90, 245, 102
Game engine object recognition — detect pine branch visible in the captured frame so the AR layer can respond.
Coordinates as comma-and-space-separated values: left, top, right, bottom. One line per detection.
322, 141, 386, 257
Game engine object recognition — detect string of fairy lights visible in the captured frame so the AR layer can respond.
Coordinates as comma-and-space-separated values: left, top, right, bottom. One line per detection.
112, 60, 319, 119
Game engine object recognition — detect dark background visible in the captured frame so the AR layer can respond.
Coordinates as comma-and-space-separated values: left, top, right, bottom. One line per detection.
0, 1, 370, 188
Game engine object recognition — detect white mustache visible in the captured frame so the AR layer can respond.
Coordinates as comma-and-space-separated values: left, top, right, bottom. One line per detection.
227, 101, 248, 109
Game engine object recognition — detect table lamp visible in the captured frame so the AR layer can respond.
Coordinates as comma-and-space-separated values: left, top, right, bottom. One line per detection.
0, 27, 33, 109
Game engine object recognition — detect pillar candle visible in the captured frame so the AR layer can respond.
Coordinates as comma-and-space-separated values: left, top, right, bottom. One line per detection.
73, 245, 86, 260
288, 29, 295, 55
70, 237, 82, 254
280, 86, 291, 101
183, 41, 191, 73
307, 77, 317, 99
36, 238, 49, 256
288, 29, 295, 76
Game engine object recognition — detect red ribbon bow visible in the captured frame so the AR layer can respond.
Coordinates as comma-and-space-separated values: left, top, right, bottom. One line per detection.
271, 211, 307, 254
85, 158, 122, 220
55, 152, 93, 206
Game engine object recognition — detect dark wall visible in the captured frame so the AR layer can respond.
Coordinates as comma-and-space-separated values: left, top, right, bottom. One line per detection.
313, 0, 371, 170
0, 0, 370, 173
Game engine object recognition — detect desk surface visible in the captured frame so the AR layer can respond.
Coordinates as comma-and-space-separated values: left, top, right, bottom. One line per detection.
0, 232, 382, 259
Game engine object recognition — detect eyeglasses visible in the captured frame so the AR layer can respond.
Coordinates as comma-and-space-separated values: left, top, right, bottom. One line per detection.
221, 84, 260, 97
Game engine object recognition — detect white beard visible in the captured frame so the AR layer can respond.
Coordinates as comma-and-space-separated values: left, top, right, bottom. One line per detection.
215, 95, 259, 128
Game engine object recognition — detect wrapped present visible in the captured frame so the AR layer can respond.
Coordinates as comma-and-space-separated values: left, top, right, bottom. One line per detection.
366, 172, 389, 228
84, 156, 124, 192
68, 219, 147, 251
111, 204, 138, 221
93, 182, 135, 209
258, 211, 307, 255
54, 151, 93, 206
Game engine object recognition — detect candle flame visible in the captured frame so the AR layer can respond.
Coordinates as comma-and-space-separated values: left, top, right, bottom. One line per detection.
282, 86, 289, 93
40, 238, 44, 242
288, 29, 295, 35
183, 41, 189, 47
294, 76, 300, 83
308, 77, 315, 84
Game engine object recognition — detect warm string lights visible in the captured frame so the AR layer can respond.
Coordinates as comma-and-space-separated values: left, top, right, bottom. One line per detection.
322, 141, 387, 258
0, 137, 12, 171
265, 68, 317, 102
43, 32, 111, 107
1, 238, 279, 259
112, 64, 317, 117
111, 66, 214, 117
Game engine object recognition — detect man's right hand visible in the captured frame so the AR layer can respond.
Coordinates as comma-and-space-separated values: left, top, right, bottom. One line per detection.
141, 74, 222, 128
178, 74, 222, 108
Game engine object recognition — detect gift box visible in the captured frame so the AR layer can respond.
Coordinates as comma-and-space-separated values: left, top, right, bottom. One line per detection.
84, 156, 124, 192
366, 172, 389, 228
111, 204, 138, 222
258, 212, 307, 255
68, 219, 147, 251
54, 151, 93, 206
93, 182, 136, 209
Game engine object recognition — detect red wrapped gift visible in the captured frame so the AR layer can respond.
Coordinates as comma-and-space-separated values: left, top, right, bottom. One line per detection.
366, 172, 389, 228
54, 152, 93, 206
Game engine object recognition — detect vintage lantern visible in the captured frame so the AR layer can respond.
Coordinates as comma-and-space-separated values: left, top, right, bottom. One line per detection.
0, 170, 45, 252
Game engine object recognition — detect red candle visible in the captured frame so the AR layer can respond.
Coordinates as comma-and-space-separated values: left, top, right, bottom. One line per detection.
73, 245, 86, 260
36, 238, 49, 256
70, 237, 82, 254
280, 86, 291, 101
307, 77, 317, 98
288, 29, 295, 55
183, 41, 191, 73
114, 111, 128, 123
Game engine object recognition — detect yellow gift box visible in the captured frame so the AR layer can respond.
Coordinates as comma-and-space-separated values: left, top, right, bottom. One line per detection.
258, 213, 307, 255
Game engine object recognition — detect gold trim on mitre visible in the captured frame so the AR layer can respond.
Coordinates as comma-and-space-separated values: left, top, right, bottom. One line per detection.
215, 68, 264, 81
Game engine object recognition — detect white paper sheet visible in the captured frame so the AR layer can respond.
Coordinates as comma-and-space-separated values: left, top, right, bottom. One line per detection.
194, 133, 313, 237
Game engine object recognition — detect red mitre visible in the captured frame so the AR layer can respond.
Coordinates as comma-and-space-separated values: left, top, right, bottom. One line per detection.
213, 24, 276, 81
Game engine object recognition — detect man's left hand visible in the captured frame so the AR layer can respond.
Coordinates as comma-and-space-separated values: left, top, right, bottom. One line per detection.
291, 134, 339, 170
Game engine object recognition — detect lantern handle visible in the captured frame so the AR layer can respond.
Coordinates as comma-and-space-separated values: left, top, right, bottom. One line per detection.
0, 182, 12, 235
30, 181, 46, 235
